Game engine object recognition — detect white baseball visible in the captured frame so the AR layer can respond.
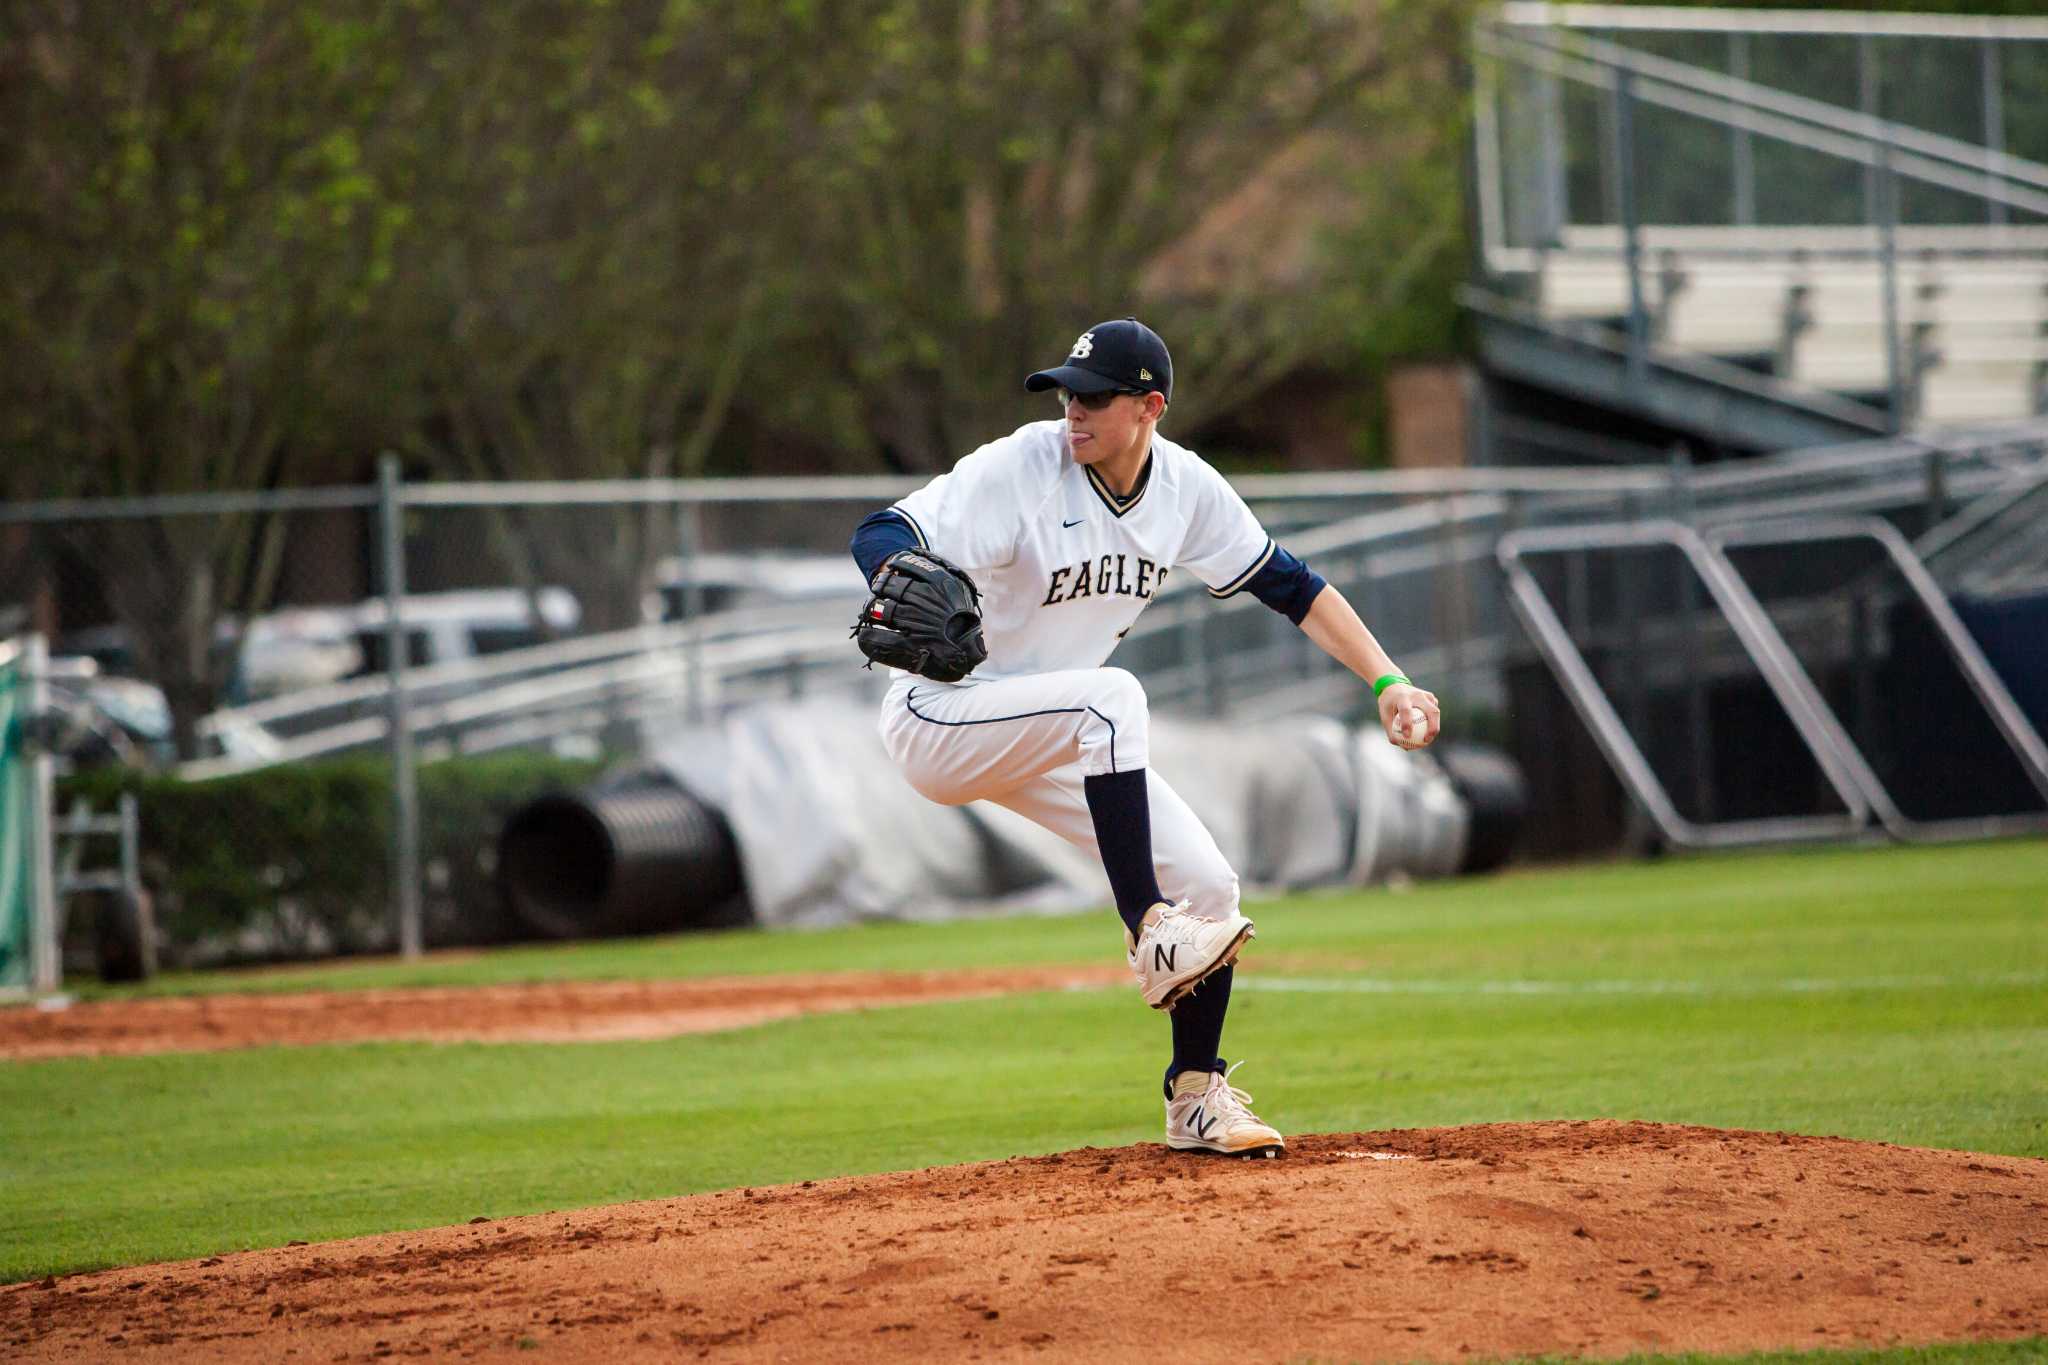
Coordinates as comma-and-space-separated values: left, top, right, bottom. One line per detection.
1398, 706, 1428, 745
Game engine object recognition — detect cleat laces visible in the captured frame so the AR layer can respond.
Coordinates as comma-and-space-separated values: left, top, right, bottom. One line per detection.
1204, 1061, 1261, 1131
1127, 899, 1195, 973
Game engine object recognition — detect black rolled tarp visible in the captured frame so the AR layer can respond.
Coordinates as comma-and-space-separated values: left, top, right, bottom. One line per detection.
498, 767, 750, 939
1433, 742, 1530, 875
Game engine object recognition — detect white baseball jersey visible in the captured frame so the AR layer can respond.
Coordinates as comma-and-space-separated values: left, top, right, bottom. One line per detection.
888, 420, 1274, 680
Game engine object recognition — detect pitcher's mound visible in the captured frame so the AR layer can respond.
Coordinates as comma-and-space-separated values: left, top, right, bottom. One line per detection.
8, 1121, 2046, 1362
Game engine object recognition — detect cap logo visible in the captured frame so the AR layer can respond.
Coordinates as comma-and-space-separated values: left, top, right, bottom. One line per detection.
1070, 332, 1095, 360
1138, 368, 1152, 381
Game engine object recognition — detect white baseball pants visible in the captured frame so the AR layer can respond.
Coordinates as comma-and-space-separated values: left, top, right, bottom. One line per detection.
878, 668, 1240, 921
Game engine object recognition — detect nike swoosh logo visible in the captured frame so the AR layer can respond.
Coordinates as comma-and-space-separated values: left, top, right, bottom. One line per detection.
1062, 519, 1084, 528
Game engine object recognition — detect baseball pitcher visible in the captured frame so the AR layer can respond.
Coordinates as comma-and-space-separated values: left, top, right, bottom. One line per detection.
851, 317, 1440, 1158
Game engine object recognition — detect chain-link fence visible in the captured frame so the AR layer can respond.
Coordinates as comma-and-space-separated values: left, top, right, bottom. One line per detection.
7, 425, 2047, 973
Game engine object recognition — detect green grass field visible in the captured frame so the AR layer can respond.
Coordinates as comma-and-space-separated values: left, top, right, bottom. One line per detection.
4, 840, 2045, 1363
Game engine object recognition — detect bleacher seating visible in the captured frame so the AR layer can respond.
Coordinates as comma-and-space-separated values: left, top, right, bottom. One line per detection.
1523, 226, 2048, 429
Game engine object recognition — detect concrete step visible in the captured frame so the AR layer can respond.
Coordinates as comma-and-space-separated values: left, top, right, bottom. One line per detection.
1919, 375, 2042, 424
1929, 335, 2048, 364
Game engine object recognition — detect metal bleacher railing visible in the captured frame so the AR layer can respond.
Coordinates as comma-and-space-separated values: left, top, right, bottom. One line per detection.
1490, 413, 2048, 852
1472, 4, 2048, 431
153, 424, 2048, 787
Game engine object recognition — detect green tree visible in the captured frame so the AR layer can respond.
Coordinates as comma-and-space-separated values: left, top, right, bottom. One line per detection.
768, 0, 1479, 471
0, 1, 421, 753
389, 2, 817, 631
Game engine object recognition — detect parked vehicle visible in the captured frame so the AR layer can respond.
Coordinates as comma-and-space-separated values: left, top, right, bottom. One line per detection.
348, 588, 582, 673
42, 656, 282, 769
645, 553, 862, 623
54, 607, 362, 706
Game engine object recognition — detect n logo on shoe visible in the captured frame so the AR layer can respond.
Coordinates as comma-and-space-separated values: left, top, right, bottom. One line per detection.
1189, 1107, 1217, 1138
1154, 944, 1176, 972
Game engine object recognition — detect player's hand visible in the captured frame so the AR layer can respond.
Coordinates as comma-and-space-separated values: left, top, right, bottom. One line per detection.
1378, 683, 1440, 751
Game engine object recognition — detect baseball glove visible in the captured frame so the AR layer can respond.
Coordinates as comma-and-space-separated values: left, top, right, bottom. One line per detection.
852, 550, 988, 683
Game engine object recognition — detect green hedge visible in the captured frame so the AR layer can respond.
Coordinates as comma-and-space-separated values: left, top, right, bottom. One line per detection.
56, 753, 608, 967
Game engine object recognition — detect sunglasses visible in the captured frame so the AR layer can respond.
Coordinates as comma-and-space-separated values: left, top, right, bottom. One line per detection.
1056, 385, 1146, 411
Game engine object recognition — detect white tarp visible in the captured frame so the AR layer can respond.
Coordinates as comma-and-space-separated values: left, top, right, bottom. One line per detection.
647, 700, 1466, 928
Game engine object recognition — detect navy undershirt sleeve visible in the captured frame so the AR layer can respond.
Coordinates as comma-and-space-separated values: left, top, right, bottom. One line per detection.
1244, 545, 1327, 624
850, 508, 920, 583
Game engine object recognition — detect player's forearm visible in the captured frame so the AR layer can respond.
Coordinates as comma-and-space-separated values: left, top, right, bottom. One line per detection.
1302, 584, 1441, 749
1298, 584, 1402, 684
850, 509, 919, 582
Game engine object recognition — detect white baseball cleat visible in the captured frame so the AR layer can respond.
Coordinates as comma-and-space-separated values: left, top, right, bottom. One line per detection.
1165, 1061, 1285, 1159
1124, 899, 1254, 1011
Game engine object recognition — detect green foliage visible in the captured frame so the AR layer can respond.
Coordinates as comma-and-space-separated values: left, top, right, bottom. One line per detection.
0, 0, 431, 751
2, 0, 1485, 490
0, 0, 1491, 746
773, 0, 1483, 467
56, 752, 605, 966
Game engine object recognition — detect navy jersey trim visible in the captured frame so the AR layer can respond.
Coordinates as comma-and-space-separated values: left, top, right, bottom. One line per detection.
1244, 547, 1326, 624
1083, 453, 1153, 520
1208, 538, 1277, 599
904, 688, 1121, 773
851, 509, 921, 583
891, 505, 931, 550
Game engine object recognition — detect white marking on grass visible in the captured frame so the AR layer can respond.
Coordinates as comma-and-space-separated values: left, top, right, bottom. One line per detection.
1239, 970, 2048, 998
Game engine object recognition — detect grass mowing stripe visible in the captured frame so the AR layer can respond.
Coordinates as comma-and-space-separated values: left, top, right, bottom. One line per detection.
1243, 970, 2048, 996
2, 839, 2041, 1286
66, 839, 2048, 1000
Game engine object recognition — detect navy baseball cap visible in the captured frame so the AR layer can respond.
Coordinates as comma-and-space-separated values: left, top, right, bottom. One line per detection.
1024, 317, 1173, 402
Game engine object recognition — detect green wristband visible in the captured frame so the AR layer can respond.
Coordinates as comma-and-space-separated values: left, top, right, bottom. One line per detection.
1372, 673, 1411, 698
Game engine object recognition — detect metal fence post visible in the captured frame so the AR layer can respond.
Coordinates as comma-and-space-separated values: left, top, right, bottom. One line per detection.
1473, 22, 1509, 262
1859, 33, 1881, 225
675, 497, 707, 724
1671, 445, 1713, 823
25, 633, 60, 995
1613, 67, 1649, 391
1925, 447, 1949, 529
1538, 61, 1568, 246
1981, 39, 2007, 230
118, 792, 139, 919
1614, 491, 1656, 851
1875, 139, 1906, 434
1729, 33, 1755, 227
1437, 499, 1468, 696
1201, 611, 1224, 717
376, 454, 422, 960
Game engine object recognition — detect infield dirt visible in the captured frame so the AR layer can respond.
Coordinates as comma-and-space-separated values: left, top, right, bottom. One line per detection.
0, 968, 1130, 1059
8, 1118, 2046, 1362
8, 975, 2047, 1361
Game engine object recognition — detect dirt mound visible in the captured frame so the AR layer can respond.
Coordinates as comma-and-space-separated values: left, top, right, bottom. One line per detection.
0, 967, 1128, 1059
7, 1121, 2044, 1362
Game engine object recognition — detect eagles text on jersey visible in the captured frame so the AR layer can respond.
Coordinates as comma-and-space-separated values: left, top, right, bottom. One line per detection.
886, 420, 1274, 682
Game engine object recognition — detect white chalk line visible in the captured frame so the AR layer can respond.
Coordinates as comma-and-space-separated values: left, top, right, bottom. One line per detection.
1238, 970, 2048, 998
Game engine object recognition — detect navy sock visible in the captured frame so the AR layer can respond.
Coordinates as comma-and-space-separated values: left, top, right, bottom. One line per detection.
1084, 769, 1165, 938
1165, 964, 1233, 1096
